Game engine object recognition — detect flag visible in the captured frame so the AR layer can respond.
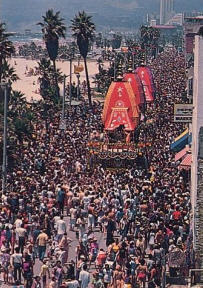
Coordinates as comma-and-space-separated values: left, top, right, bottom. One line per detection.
74, 64, 84, 73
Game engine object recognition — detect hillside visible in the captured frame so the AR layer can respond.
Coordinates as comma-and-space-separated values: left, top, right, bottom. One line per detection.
0, 0, 202, 31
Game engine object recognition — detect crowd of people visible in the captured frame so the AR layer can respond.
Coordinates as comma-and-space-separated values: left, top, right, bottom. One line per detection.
0, 48, 193, 288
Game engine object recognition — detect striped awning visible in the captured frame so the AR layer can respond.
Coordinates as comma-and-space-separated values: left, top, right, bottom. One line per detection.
179, 153, 192, 170
175, 147, 189, 162
170, 128, 191, 152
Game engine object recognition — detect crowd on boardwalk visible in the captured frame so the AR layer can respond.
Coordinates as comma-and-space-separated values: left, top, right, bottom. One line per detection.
0, 48, 192, 288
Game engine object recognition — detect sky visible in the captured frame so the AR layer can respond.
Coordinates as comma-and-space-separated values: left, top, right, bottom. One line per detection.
0, 0, 202, 32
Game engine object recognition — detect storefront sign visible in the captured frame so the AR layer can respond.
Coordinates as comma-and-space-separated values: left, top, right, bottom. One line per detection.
174, 104, 193, 123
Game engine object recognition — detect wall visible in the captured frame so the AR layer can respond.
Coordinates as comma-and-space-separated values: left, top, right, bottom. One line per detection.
191, 35, 203, 248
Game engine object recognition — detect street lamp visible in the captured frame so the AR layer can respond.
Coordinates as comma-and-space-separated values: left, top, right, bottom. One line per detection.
76, 73, 80, 101
60, 74, 70, 130
1, 82, 9, 194
114, 52, 117, 81
69, 56, 72, 107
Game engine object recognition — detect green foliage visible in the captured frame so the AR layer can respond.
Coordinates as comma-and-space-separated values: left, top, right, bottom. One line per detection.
0, 22, 15, 82
36, 58, 63, 102
70, 11, 95, 59
112, 34, 122, 50
70, 11, 96, 107
37, 9, 66, 61
38, 9, 66, 98
140, 26, 160, 47
1, 61, 19, 84
13, 117, 32, 140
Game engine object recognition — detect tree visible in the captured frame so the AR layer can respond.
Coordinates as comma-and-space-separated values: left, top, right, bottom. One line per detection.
37, 9, 66, 98
0, 23, 15, 83
36, 58, 63, 102
112, 34, 122, 50
0, 23, 15, 103
70, 11, 96, 107
140, 26, 160, 58
1, 61, 19, 84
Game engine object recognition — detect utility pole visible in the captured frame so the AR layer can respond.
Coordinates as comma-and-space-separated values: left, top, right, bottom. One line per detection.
76, 73, 80, 101
1, 83, 9, 194
62, 75, 66, 120
69, 55, 72, 107
114, 52, 117, 81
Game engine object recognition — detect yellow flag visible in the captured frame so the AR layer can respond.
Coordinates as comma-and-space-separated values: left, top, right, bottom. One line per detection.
74, 64, 84, 73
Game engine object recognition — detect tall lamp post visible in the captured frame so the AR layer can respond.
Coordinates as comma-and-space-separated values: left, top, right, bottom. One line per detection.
62, 75, 66, 121
114, 52, 117, 81
60, 74, 71, 130
76, 73, 80, 101
69, 56, 72, 107
1, 83, 9, 194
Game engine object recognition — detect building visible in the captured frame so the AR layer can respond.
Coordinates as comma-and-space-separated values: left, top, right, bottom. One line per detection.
160, 0, 174, 25
184, 15, 203, 102
167, 13, 183, 26
191, 28, 203, 274
184, 15, 203, 54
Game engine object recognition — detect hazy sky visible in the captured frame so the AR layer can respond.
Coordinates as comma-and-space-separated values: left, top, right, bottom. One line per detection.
0, 0, 202, 31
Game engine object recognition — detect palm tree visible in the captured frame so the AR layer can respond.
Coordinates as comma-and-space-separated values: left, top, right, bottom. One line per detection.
70, 11, 96, 107
36, 58, 63, 101
37, 9, 66, 98
0, 60, 19, 102
1, 61, 19, 84
10, 91, 26, 106
0, 23, 15, 83
0, 23, 15, 103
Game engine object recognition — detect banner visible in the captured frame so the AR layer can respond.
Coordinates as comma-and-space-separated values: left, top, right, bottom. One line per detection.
74, 64, 84, 73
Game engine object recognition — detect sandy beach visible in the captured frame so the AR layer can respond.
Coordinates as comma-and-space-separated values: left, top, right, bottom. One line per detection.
10, 57, 109, 102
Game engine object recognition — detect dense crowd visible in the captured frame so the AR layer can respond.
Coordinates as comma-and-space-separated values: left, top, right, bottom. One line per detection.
0, 48, 192, 288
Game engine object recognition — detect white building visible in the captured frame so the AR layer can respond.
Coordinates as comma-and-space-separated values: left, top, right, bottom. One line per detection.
191, 28, 203, 257
160, 0, 174, 25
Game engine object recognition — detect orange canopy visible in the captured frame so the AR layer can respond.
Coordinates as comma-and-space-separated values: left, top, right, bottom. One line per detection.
135, 66, 155, 103
102, 81, 140, 131
123, 72, 145, 106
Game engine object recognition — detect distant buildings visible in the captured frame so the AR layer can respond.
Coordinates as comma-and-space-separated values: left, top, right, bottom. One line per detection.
160, 0, 174, 25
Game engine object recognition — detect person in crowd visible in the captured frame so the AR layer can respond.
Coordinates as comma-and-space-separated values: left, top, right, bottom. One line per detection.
10, 247, 23, 284
36, 230, 48, 261
79, 264, 90, 288
0, 48, 192, 288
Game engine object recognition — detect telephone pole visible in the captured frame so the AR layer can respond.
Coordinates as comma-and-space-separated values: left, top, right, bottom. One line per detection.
1, 83, 9, 194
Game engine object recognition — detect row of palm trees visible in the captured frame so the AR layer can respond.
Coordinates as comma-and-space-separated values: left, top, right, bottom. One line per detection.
38, 9, 95, 106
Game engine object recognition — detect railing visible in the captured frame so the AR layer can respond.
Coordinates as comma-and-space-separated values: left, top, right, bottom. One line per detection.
188, 269, 203, 287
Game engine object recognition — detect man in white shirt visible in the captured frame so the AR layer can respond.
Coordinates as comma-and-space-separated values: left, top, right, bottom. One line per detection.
66, 276, 79, 288
16, 224, 27, 254
56, 215, 66, 243
11, 247, 23, 284
79, 264, 90, 288
15, 216, 22, 229
69, 207, 77, 231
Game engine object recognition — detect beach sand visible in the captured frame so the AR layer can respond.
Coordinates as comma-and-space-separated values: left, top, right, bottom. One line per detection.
10, 58, 109, 102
